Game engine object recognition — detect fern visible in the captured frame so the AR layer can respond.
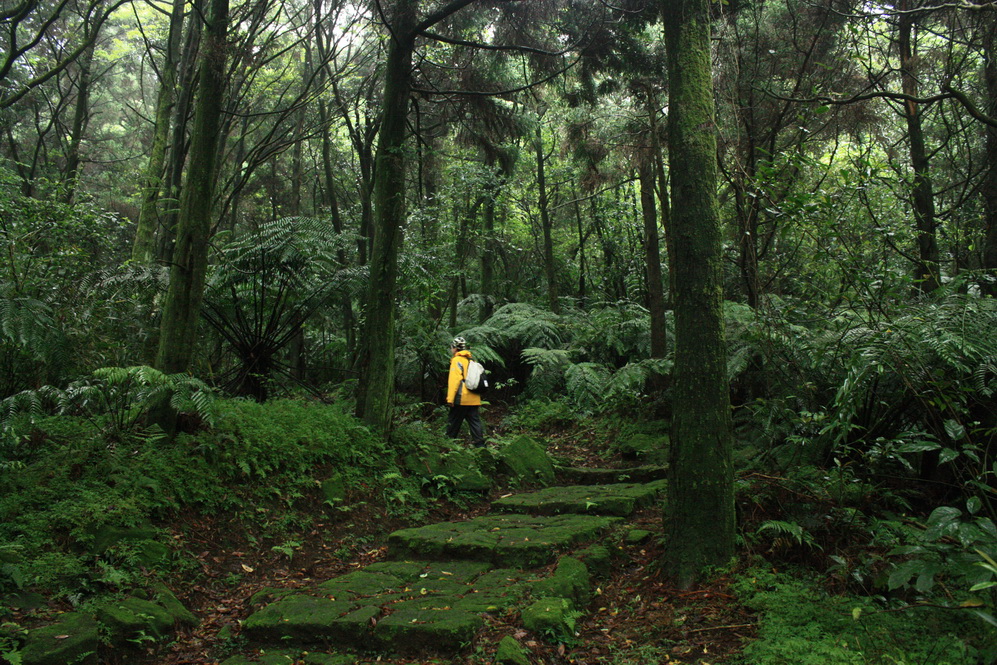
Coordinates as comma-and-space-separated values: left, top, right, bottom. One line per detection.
565, 362, 611, 414
520, 348, 571, 368
0, 366, 215, 442
485, 303, 563, 349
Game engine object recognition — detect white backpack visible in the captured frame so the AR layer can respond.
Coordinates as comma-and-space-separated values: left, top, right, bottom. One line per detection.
462, 359, 489, 394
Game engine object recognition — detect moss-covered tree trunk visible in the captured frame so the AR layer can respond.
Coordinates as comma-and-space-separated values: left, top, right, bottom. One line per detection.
536, 123, 560, 314
985, 16, 997, 296
132, 0, 185, 264
639, 159, 667, 359
661, 0, 735, 588
155, 0, 229, 374
356, 0, 416, 432
898, 4, 940, 294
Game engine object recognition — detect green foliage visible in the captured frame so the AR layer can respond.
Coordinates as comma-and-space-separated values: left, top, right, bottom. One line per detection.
0, 172, 132, 394
202, 217, 359, 401
1, 366, 213, 443
0, 398, 394, 605
733, 567, 985, 664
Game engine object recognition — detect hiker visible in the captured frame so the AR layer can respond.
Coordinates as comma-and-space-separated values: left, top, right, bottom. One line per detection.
446, 337, 486, 447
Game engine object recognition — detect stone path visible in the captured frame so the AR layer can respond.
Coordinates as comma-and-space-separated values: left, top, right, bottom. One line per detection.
222, 470, 667, 664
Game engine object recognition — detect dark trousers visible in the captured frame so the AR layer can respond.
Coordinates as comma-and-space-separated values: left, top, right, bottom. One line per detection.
447, 405, 485, 446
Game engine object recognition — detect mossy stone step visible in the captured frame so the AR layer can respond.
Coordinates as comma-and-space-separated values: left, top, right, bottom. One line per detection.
491, 480, 667, 517
555, 465, 668, 485
244, 560, 535, 653
386, 513, 621, 567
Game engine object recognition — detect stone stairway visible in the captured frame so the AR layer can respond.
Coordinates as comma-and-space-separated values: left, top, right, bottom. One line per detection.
222, 474, 667, 665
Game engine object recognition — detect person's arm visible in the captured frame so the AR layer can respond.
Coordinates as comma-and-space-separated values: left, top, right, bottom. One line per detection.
446, 358, 463, 404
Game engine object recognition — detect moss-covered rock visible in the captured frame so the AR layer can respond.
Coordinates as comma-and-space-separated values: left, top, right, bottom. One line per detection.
574, 544, 613, 579
151, 583, 198, 626
241, 595, 359, 643
372, 603, 482, 653
321, 473, 348, 505
624, 529, 653, 545
616, 433, 669, 464
531, 556, 590, 605
491, 481, 666, 517
220, 651, 355, 665
521, 598, 575, 640
97, 596, 176, 640
387, 513, 620, 567
555, 465, 668, 485
495, 635, 531, 665
20, 612, 99, 665
496, 436, 555, 486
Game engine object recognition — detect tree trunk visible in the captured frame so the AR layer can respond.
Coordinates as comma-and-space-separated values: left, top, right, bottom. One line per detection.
64, 30, 97, 204
898, 5, 940, 294
536, 123, 559, 314
661, 0, 735, 588
157, 13, 201, 264
132, 0, 185, 264
155, 0, 230, 374
356, 0, 416, 432
983, 16, 997, 296
639, 160, 667, 359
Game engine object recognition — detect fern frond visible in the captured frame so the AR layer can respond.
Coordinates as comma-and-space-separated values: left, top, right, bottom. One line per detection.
521, 348, 571, 368
565, 362, 611, 413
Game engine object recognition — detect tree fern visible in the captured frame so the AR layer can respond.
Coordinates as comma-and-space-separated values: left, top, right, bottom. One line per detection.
565, 362, 611, 414
0, 366, 214, 442
485, 303, 563, 349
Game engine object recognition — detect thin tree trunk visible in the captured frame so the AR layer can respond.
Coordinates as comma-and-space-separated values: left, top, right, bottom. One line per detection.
640, 160, 667, 359
898, 5, 940, 293
536, 123, 559, 314
983, 16, 997, 295
63, 39, 95, 204
133, 0, 185, 263
662, 0, 735, 588
157, 13, 201, 264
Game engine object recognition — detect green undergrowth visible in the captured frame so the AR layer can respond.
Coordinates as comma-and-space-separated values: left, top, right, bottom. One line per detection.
734, 566, 987, 664
0, 398, 401, 609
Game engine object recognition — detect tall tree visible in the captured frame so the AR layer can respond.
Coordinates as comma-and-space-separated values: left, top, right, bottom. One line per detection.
661, 0, 735, 586
132, 0, 187, 264
155, 0, 230, 374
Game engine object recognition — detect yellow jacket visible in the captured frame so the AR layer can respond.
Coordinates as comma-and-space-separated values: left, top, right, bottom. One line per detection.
447, 350, 482, 406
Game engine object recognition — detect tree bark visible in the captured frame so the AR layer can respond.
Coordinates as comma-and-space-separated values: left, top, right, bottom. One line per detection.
155, 0, 230, 374
536, 122, 560, 314
983, 15, 997, 296
63, 36, 95, 204
639, 160, 667, 359
356, 0, 417, 432
132, 0, 186, 264
898, 4, 940, 293
661, 0, 735, 587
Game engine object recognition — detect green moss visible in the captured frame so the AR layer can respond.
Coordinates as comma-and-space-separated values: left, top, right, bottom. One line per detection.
531, 556, 591, 605
20, 612, 99, 665
492, 481, 666, 517
734, 568, 981, 665
521, 598, 575, 639
96, 596, 176, 640
242, 595, 357, 643
495, 635, 531, 665
496, 436, 556, 486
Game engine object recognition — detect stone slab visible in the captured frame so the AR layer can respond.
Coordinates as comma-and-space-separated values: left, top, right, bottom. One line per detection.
491, 480, 666, 517
387, 514, 622, 567
554, 465, 668, 485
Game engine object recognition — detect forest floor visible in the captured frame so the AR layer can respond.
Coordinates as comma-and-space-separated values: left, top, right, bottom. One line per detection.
140, 428, 755, 665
